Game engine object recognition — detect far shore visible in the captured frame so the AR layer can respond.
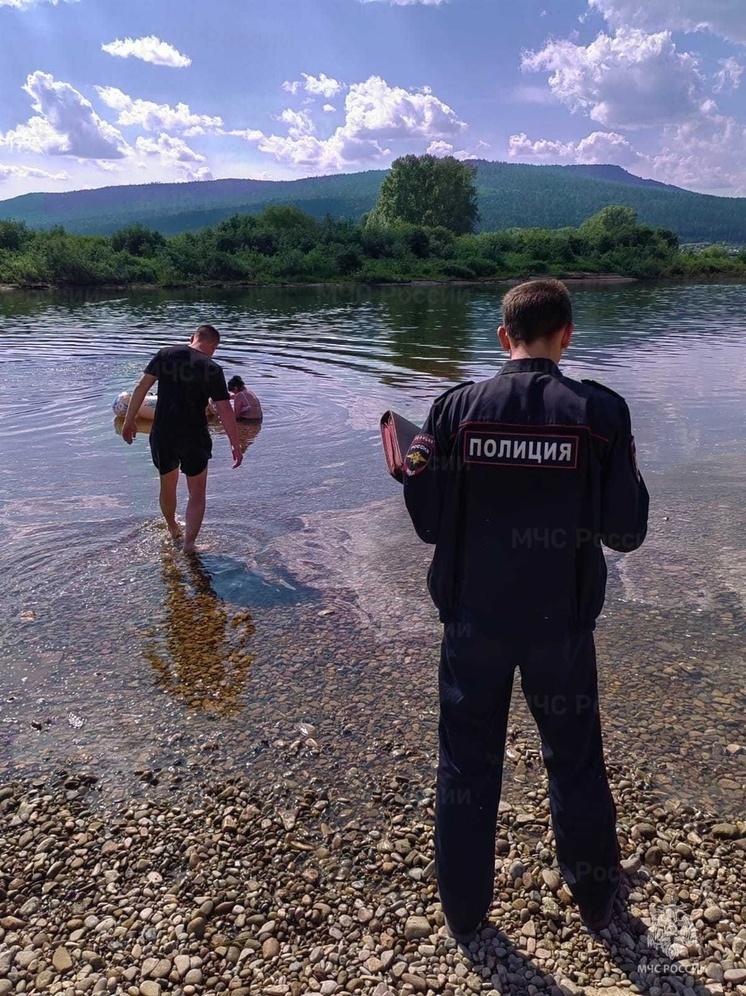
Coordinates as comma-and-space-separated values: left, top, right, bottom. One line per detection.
3, 271, 746, 296
0, 273, 635, 294
0, 274, 663, 295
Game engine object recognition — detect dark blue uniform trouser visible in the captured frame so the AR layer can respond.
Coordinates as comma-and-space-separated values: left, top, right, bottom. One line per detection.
436, 627, 620, 933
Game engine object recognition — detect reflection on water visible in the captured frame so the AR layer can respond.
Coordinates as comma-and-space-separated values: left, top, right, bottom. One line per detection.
114, 413, 154, 437
377, 286, 476, 384
0, 282, 744, 813
2, 282, 743, 471
215, 418, 263, 454
196, 552, 310, 608
144, 553, 255, 714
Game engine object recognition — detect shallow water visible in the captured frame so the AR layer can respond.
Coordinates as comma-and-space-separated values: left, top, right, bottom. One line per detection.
0, 283, 744, 814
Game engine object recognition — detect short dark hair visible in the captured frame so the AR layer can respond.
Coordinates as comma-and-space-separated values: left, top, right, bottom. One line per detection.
227, 375, 245, 392
194, 324, 220, 344
502, 280, 572, 345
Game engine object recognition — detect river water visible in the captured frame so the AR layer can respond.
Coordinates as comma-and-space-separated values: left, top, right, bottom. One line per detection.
0, 282, 744, 816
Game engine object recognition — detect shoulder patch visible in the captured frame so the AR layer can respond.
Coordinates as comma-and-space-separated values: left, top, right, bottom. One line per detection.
581, 378, 625, 401
404, 433, 435, 477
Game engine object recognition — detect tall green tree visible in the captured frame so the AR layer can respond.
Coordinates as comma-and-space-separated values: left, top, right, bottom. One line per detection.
368, 155, 479, 235
580, 205, 639, 235
0, 220, 30, 251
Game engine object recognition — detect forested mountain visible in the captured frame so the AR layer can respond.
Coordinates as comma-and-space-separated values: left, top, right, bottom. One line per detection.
555, 164, 680, 190
1, 162, 745, 242
0, 173, 384, 238
473, 163, 744, 241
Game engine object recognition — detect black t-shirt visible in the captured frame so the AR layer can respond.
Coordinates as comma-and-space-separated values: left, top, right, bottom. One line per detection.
145, 344, 229, 437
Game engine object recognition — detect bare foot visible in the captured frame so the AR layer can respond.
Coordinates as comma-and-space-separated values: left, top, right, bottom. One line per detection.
167, 521, 183, 540
182, 541, 196, 555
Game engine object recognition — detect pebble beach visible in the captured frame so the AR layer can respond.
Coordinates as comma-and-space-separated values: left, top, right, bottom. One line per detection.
2, 747, 745, 996
2, 557, 745, 996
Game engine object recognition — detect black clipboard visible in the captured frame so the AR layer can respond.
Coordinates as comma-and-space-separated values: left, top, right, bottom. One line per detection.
380, 410, 420, 483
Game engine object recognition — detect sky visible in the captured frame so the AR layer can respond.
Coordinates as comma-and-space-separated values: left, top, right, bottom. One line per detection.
0, 0, 745, 201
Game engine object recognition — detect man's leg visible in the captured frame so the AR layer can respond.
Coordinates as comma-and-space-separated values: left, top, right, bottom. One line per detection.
436, 627, 516, 936
150, 434, 181, 538
520, 632, 620, 919
183, 468, 208, 554
158, 472, 182, 539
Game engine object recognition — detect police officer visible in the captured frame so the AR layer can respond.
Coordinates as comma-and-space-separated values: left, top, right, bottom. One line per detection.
402, 279, 649, 942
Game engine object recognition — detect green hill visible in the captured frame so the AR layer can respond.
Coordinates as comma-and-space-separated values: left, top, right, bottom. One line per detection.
1, 162, 745, 242
0, 173, 384, 237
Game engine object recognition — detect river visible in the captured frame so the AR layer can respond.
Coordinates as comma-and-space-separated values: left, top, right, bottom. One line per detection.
0, 282, 744, 817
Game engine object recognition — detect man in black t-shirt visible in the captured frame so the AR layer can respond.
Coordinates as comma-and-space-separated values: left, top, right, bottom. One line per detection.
121, 324, 243, 553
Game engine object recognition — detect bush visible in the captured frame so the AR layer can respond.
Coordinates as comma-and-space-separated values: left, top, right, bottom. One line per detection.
361, 227, 396, 259
268, 249, 308, 279
335, 247, 362, 275
358, 259, 407, 282
0, 251, 46, 284
0, 220, 30, 252
463, 257, 500, 277
111, 224, 165, 257
438, 261, 476, 279
0, 202, 740, 287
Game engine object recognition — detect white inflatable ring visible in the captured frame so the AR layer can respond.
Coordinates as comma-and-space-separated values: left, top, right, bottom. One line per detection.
112, 391, 158, 420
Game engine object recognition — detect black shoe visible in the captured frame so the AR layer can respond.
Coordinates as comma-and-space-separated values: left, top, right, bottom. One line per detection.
446, 919, 479, 945
578, 885, 619, 932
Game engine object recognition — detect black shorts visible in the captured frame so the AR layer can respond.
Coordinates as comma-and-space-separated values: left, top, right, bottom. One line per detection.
149, 429, 212, 477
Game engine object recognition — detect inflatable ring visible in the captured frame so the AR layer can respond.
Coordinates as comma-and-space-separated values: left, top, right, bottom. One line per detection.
113, 391, 158, 420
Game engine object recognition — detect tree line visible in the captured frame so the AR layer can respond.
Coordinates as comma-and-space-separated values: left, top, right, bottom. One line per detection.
4, 157, 746, 244
0, 155, 743, 288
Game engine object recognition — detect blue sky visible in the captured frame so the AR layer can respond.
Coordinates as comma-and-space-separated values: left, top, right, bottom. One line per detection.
0, 0, 745, 200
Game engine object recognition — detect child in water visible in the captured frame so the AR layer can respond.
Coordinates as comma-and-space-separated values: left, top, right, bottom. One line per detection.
227, 375, 263, 421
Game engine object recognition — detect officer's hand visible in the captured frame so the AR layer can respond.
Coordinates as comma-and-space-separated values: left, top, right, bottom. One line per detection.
231, 445, 243, 469
122, 421, 136, 444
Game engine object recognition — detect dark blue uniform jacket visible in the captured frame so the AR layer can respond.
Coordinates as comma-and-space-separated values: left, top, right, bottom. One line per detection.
403, 358, 649, 638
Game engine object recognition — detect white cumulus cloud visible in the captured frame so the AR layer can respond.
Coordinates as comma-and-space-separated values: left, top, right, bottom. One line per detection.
343, 75, 465, 140
519, 2, 746, 194
282, 73, 345, 99
0, 162, 69, 181
588, 0, 746, 46
509, 130, 642, 166
509, 115, 746, 195
303, 73, 344, 98
714, 57, 744, 93
426, 140, 454, 155
254, 133, 372, 172
522, 28, 706, 129
91, 160, 123, 173
322, 104, 336, 113
234, 75, 466, 172
221, 127, 265, 141
277, 108, 316, 138
649, 111, 746, 193
101, 36, 192, 69
95, 86, 222, 136
358, 0, 448, 5
455, 139, 491, 160
135, 133, 212, 180
0, 0, 78, 8
0, 72, 129, 160
425, 139, 489, 160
